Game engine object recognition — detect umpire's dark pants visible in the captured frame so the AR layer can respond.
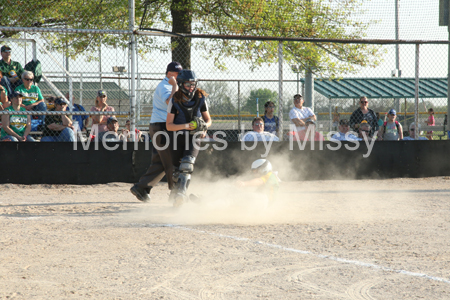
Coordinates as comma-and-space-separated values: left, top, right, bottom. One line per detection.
136, 122, 174, 191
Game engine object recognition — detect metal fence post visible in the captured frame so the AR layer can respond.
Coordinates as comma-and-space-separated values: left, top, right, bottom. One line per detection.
80, 75, 83, 106
68, 76, 73, 112
329, 98, 332, 132
137, 73, 141, 123
278, 41, 284, 141
415, 43, 420, 140
32, 39, 36, 62
99, 43, 103, 90
238, 80, 241, 131
447, 0, 450, 139
448, 14, 450, 138
129, 0, 136, 138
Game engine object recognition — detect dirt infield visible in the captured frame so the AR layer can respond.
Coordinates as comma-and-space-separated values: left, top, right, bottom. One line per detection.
1, 177, 450, 299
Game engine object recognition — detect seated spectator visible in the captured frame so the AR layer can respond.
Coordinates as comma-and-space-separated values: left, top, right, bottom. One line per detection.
357, 120, 375, 141
66, 92, 89, 133
0, 91, 35, 142
46, 96, 55, 110
262, 101, 279, 135
98, 117, 126, 142
41, 97, 75, 142
90, 90, 115, 133
122, 119, 143, 141
378, 109, 403, 141
289, 94, 316, 131
0, 72, 9, 110
349, 96, 378, 138
330, 119, 359, 141
0, 45, 24, 95
15, 71, 47, 122
242, 117, 280, 142
292, 118, 325, 141
402, 122, 428, 140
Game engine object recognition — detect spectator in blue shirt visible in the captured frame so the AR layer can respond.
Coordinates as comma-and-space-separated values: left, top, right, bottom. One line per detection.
402, 122, 428, 141
262, 101, 279, 135
65, 93, 89, 132
330, 119, 359, 141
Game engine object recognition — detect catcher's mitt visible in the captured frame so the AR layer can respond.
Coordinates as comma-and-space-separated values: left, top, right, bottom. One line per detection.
190, 116, 207, 135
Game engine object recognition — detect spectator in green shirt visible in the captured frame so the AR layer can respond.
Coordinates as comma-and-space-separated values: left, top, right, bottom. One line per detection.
15, 70, 47, 121
0, 71, 8, 110
0, 45, 24, 96
0, 91, 35, 142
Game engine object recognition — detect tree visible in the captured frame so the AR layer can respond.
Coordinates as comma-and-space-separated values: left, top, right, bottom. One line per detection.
200, 81, 236, 115
1, 0, 383, 75
0, 0, 138, 60
241, 88, 278, 115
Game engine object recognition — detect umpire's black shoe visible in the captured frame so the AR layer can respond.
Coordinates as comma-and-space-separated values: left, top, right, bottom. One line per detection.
130, 184, 150, 202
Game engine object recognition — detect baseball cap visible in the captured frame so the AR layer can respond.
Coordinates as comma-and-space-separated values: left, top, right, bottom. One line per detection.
293, 94, 302, 99
166, 61, 183, 73
54, 97, 69, 106
98, 90, 107, 97
1, 45, 11, 53
305, 118, 315, 125
107, 116, 118, 124
388, 109, 396, 115
339, 119, 349, 126
360, 120, 371, 128
10, 91, 24, 98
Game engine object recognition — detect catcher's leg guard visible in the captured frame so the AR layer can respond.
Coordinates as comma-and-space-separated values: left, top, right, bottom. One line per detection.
173, 156, 195, 206
169, 168, 180, 204
177, 156, 195, 195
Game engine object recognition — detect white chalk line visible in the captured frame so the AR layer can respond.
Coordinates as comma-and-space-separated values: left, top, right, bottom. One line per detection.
153, 223, 450, 285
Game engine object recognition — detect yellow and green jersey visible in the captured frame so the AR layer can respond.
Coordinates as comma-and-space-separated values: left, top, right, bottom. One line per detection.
0, 60, 24, 79
15, 84, 43, 106
0, 106, 28, 138
260, 171, 280, 203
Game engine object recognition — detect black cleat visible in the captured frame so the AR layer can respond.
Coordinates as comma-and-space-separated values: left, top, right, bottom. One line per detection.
130, 184, 150, 202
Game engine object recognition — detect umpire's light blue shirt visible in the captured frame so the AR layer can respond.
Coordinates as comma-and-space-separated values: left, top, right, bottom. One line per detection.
150, 77, 173, 123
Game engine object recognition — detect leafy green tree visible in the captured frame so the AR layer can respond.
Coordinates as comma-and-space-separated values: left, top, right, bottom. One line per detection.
241, 88, 278, 115
1, 0, 383, 74
200, 81, 236, 115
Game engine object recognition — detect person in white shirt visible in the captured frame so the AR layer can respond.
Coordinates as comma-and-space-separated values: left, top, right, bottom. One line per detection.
289, 94, 316, 131
402, 122, 428, 140
331, 119, 359, 141
242, 117, 280, 142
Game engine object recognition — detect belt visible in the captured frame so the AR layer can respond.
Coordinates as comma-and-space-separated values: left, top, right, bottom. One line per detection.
150, 122, 166, 126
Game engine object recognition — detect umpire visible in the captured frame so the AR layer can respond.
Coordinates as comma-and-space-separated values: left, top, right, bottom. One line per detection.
130, 62, 182, 202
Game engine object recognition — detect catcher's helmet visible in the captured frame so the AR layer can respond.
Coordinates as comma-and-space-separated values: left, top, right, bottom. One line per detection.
177, 69, 198, 100
251, 159, 272, 175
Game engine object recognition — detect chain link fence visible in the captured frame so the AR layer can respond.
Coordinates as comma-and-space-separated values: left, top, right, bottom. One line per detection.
1, 1, 449, 141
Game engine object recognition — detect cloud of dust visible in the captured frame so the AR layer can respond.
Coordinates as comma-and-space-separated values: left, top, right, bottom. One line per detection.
125, 153, 414, 225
